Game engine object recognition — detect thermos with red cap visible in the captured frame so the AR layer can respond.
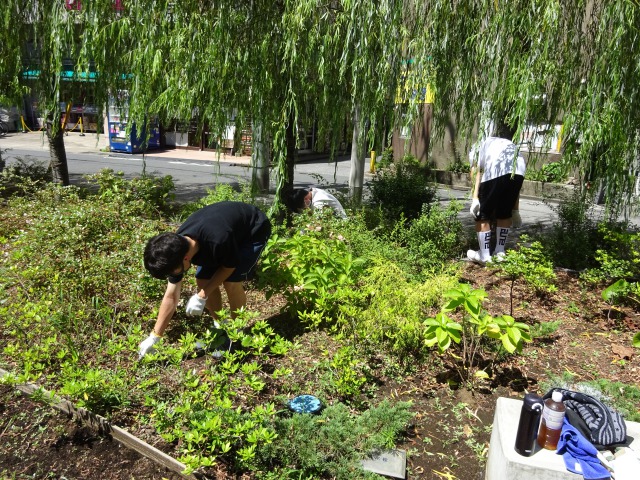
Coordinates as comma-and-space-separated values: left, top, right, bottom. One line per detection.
514, 393, 544, 456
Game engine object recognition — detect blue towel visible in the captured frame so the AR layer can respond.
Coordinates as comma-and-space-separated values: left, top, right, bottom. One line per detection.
557, 417, 611, 480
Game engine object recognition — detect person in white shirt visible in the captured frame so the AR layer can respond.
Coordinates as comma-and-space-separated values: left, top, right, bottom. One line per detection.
285, 187, 347, 219
467, 137, 526, 264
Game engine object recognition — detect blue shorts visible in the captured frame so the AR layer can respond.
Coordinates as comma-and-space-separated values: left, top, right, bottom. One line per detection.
195, 239, 268, 283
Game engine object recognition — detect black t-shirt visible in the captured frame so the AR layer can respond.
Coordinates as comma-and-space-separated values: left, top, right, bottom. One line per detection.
168, 202, 270, 283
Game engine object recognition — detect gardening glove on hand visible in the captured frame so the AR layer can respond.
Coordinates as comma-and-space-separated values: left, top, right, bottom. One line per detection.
469, 198, 481, 219
185, 294, 208, 316
138, 332, 161, 359
511, 210, 522, 228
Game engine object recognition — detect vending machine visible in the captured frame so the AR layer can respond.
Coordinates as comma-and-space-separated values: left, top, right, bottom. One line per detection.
107, 94, 160, 154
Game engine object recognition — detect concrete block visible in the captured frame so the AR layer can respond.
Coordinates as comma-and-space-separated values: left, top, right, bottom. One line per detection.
485, 397, 640, 480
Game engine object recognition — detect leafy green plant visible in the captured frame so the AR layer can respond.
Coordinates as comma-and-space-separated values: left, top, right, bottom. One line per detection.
0, 156, 51, 197
543, 190, 601, 270
258, 228, 365, 318
377, 146, 394, 169
326, 346, 368, 400
58, 366, 131, 415
493, 236, 557, 314
424, 284, 531, 386
311, 259, 460, 359
526, 162, 567, 183
601, 280, 640, 347
581, 225, 640, 284
530, 320, 562, 339
447, 159, 470, 174
181, 182, 258, 217
391, 202, 465, 278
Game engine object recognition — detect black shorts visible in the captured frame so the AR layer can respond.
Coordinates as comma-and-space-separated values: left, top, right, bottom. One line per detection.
195, 238, 270, 283
477, 174, 524, 221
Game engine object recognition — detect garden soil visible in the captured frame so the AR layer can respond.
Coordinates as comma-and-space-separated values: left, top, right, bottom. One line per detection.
1, 262, 639, 479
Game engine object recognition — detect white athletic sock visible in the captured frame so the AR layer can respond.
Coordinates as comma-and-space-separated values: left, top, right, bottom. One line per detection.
494, 227, 510, 254
477, 231, 491, 261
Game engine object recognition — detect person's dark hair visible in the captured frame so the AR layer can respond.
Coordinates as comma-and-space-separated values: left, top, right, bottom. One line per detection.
494, 104, 518, 141
284, 188, 310, 213
144, 233, 189, 279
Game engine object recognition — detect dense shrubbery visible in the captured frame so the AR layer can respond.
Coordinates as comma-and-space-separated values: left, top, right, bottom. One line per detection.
1, 171, 638, 477
540, 189, 639, 273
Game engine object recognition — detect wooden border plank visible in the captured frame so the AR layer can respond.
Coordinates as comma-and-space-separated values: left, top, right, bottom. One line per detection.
0, 368, 198, 480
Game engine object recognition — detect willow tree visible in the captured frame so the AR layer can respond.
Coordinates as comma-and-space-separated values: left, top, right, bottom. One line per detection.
80, 0, 417, 206
5, 1, 423, 202
2, 2, 96, 184
410, 0, 640, 216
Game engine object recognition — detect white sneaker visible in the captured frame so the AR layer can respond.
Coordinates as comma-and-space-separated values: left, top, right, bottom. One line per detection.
467, 249, 489, 265
491, 251, 506, 263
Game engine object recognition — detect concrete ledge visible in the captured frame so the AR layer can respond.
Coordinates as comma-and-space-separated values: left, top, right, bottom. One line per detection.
433, 170, 575, 201
520, 180, 575, 200
485, 397, 640, 480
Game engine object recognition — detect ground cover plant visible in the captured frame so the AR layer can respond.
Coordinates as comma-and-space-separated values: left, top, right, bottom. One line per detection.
1, 168, 639, 479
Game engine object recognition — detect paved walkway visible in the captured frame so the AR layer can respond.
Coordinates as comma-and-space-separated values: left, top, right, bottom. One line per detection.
0, 131, 253, 165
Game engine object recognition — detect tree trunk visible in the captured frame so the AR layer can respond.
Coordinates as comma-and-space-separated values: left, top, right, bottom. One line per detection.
251, 121, 270, 193
46, 120, 70, 185
349, 105, 365, 203
284, 112, 296, 192
233, 119, 243, 156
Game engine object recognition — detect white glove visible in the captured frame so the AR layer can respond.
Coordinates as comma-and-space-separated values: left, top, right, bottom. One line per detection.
511, 210, 522, 228
138, 332, 161, 359
469, 198, 481, 218
185, 294, 208, 316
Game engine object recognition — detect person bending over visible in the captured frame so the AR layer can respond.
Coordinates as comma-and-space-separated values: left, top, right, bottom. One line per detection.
468, 137, 525, 264
285, 187, 347, 219
138, 201, 271, 358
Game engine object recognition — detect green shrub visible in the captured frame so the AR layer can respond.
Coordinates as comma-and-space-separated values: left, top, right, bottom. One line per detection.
580, 224, 640, 284
0, 156, 51, 197
447, 159, 470, 174
368, 154, 436, 222
495, 236, 556, 294
341, 260, 459, 357
392, 202, 465, 278
85, 168, 175, 214
526, 162, 568, 183
255, 401, 414, 479
258, 226, 365, 317
377, 146, 394, 169
543, 190, 601, 270
181, 182, 258, 217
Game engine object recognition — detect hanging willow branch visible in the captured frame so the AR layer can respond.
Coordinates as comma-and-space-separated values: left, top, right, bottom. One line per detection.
4, 1, 640, 212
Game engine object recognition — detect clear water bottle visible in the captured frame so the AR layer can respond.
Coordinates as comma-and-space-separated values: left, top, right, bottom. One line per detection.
537, 390, 566, 450
514, 393, 543, 456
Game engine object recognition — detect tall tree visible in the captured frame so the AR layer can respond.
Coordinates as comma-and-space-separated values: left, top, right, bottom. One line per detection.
83, 0, 414, 206
3, 1, 95, 185
411, 0, 640, 215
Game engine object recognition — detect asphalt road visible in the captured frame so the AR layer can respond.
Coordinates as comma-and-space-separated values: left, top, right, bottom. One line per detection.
1, 131, 354, 203
3, 130, 621, 229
